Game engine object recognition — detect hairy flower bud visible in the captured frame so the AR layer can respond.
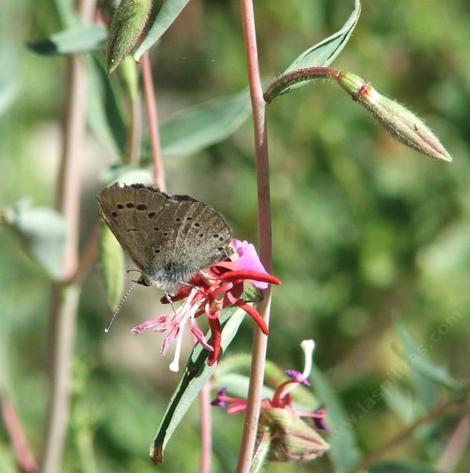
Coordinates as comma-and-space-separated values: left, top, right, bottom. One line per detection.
336, 71, 452, 162
259, 408, 329, 463
106, 0, 152, 74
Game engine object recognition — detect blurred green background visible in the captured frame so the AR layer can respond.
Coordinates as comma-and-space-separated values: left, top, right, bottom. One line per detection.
1, 0, 469, 472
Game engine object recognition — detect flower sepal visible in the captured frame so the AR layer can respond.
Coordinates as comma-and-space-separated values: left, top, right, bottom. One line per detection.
259, 408, 330, 463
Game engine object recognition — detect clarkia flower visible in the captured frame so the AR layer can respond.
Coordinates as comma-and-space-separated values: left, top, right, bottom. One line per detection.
131, 239, 281, 372
212, 339, 329, 463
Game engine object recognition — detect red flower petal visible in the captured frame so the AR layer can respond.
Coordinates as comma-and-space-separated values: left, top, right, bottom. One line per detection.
218, 270, 281, 286
235, 300, 269, 335
207, 318, 222, 366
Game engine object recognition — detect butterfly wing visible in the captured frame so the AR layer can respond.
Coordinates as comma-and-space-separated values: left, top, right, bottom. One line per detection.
97, 184, 168, 273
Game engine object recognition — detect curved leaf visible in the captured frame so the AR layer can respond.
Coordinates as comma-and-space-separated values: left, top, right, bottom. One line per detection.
310, 365, 361, 473
134, 0, 190, 60
276, 0, 361, 96
150, 307, 245, 464
28, 25, 106, 55
160, 90, 251, 158
2, 199, 66, 280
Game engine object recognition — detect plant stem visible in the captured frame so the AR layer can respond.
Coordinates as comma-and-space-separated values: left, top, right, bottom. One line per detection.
236, 1, 272, 472
263, 66, 340, 103
126, 94, 142, 165
348, 397, 466, 473
199, 382, 212, 473
435, 413, 470, 472
249, 427, 271, 473
141, 52, 166, 191
1, 396, 38, 473
40, 1, 96, 472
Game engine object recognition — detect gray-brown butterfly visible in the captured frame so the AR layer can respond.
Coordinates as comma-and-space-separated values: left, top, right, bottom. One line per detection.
97, 184, 232, 295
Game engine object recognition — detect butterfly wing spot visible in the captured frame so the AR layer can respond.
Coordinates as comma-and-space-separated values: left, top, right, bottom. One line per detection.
112, 211, 118, 218
126, 202, 135, 208
127, 228, 140, 232
213, 234, 219, 238
175, 217, 181, 222
148, 212, 156, 218
198, 233, 204, 237
136, 204, 147, 211
117, 204, 124, 209
219, 236, 225, 241
154, 248, 161, 254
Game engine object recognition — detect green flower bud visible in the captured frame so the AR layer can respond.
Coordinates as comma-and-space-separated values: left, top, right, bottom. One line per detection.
259, 408, 329, 463
336, 71, 452, 162
106, 0, 153, 74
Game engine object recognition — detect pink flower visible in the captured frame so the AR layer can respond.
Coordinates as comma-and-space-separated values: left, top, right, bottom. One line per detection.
131, 239, 281, 372
211, 339, 329, 430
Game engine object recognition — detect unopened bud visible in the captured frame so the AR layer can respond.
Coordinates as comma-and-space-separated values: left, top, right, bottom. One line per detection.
259, 408, 329, 463
106, 0, 152, 74
336, 71, 452, 163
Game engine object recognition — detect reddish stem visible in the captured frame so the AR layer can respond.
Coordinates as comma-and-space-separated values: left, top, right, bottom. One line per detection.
234, 300, 269, 335
236, 1, 273, 472
141, 52, 166, 191
199, 382, 212, 473
208, 318, 222, 366
1, 397, 38, 473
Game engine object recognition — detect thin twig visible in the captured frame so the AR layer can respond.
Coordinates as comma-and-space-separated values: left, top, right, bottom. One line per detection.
199, 382, 212, 473
435, 413, 470, 472
1, 396, 38, 473
141, 52, 166, 191
348, 398, 466, 473
68, 222, 99, 285
236, 1, 272, 472
40, 1, 96, 472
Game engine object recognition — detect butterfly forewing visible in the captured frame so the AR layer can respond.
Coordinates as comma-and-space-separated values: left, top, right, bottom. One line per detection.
97, 184, 232, 292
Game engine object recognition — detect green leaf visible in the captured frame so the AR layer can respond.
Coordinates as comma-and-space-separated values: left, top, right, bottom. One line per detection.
278, 0, 361, 95
106, 0, 153, 73
310, 365, 361, 473
86, 56, 127, 157
100, 164, 153, 186
150, 307, 245, 464
28, 25, 106, 55
99, 224, 125, 311
369, 460, 439, 473
2, 199, 66, 280
133, 0, 190, 61
160, 90, 251, 158
396, 321, 462, 395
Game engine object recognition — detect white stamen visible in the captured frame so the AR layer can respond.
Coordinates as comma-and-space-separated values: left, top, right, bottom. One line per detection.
300, 339, 315, 380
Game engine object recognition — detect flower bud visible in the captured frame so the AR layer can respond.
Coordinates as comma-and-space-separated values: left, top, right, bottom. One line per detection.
336, 71, 452, 162
259, 408, 329, 462
106, 0, 152, 74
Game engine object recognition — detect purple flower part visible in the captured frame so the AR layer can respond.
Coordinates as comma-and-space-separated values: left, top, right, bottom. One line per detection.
160, 323, 180, 355
313, 409, 329, 431
131, 315, 171, 334
210, 387, 228, 408
285, 369, 311, 386
232, 239, 269, 289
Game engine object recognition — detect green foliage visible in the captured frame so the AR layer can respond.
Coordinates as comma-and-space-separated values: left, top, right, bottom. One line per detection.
1, 0, 469, 472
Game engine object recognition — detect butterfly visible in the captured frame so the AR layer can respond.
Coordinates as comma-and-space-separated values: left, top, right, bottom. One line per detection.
97, 183, 232, 295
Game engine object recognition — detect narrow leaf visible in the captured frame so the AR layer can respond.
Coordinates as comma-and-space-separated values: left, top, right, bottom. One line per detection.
310, 365, 361, 473
160, 90, 251, 158
133, 0, 190, 60
396, 321, 462, 395
369, 460, 439, 473
150, 307, 245, 464
99, 224, 125, 311
2, 199, 66, 280
276, 0, 361, 95
28, 25, 106, 55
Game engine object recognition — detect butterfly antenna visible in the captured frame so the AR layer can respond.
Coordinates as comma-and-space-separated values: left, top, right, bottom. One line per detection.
104, 281, 137, 333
